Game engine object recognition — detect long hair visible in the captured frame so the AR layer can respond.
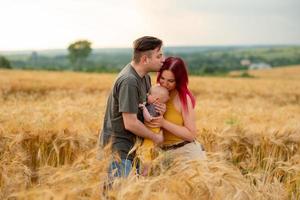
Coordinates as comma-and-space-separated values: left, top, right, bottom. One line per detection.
156, 57, 195, 112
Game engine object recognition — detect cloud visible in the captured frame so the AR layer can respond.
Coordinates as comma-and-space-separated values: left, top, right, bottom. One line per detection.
0, 0, 299, 50
134, 0, 300, 45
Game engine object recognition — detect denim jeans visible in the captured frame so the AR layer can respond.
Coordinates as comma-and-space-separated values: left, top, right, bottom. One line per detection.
108, 159, 132, 178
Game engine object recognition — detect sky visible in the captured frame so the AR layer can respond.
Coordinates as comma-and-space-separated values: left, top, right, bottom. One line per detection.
0, 0, 299, 51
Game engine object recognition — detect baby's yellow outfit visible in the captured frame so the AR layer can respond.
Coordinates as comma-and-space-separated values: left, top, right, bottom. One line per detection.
137, 91, 184, 163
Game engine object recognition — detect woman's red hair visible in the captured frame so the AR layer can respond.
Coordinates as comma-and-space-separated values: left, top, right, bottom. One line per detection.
157, 57, 195, 112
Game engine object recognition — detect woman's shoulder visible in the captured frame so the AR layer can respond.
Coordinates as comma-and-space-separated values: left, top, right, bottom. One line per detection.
171, 92, 182, 113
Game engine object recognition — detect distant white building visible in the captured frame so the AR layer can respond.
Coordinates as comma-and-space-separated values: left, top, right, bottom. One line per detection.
249, 62, 272, 70
240, 59, 251, 66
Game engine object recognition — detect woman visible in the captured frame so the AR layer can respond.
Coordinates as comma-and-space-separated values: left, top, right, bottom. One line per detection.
149, 56, 206, 162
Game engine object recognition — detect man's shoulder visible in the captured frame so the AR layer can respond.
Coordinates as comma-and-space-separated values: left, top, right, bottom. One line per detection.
116, 64, 140, 85
116, 73, 139, 86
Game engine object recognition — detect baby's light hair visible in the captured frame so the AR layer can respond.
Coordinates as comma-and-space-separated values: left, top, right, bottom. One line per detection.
149, 85, 169, 103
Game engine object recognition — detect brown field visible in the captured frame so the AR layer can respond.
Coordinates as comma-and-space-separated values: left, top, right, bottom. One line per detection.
0, 66, 300, 200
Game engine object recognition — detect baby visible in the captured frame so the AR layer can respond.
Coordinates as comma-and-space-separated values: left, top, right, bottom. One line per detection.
138, 84, 169, 176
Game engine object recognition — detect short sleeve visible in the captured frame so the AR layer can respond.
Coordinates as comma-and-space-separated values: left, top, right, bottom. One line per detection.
118, 79, 139, 113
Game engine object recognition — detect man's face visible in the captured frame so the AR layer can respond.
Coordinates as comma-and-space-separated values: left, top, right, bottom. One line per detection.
147, 47, 164, 72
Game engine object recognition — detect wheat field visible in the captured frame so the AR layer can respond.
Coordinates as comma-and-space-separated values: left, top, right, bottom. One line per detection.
0, 66, 300, 200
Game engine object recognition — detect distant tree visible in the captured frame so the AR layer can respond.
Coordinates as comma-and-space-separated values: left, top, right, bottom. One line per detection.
202, 66, 217, 74
30, 51, 38, 60
0, 56, 11, 69
29, 51, 38, 67
67, 40, 92, 70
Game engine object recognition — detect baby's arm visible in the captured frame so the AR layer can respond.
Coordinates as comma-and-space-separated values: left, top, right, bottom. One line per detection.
139, 104, 153, 122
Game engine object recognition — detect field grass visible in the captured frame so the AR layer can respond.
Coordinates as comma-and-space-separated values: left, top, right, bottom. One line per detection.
0, 66, 300, 199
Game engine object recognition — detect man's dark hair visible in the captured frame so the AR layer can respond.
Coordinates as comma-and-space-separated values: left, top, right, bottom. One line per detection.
133, 36, 163, 63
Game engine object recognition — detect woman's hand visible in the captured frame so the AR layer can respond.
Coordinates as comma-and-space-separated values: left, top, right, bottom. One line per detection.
153, 101, 166, 115
144, 115, 164, 128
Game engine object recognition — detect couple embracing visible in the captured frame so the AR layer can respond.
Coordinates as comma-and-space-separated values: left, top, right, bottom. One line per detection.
99, 36, 206, 179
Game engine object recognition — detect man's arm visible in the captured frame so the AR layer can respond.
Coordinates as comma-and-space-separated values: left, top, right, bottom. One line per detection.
122, 113, 163, 145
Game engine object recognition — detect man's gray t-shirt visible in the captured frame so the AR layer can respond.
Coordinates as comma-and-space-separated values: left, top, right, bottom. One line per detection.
99, 63, 151, 160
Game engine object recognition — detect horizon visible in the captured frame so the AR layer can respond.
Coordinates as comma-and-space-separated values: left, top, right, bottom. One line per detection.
1, 43, 300, 54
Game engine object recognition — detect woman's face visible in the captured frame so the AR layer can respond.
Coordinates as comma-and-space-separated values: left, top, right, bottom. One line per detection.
159, 70, 176, 91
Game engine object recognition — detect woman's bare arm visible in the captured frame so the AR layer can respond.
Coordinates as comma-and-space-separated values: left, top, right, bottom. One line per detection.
150, 95, 197, 142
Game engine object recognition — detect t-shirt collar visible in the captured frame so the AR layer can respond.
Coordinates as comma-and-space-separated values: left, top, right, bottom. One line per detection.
129, 63, 144, 80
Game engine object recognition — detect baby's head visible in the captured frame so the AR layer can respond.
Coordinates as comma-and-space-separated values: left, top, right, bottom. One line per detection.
147, 85, 169, 103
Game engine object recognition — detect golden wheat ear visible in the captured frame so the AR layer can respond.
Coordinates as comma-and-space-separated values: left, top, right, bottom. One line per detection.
128, 137, 143, 156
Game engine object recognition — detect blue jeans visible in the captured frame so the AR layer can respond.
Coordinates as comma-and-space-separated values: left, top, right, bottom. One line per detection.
108, 159, 132, 178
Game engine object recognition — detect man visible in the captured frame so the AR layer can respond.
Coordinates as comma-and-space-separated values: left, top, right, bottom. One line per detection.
99, 36, 165, 178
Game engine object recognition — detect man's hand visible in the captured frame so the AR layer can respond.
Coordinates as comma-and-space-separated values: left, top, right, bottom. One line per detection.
144, 115, 164, 128
153, 101, 166, 115
139, 103, 146, 109
152, 130, 163, 145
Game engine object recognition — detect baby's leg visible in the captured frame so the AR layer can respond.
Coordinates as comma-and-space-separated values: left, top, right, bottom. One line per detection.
138, 127, 161, 176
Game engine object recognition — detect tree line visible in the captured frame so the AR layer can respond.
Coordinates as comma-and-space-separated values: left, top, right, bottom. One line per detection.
1, 40, 300, 75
